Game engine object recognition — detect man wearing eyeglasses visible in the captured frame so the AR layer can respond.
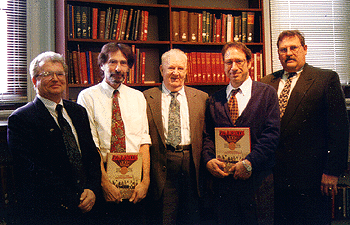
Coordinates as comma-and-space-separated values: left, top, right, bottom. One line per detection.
7, 51, 102, 224
261, 30, 349, 225
202, 42, 280, 225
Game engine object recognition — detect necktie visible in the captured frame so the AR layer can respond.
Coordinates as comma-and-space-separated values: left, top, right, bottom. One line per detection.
279, 72, 296, 119
56, 104, 85, 190
228, 88, 240, 124
111, 90, 126, 153
167, 92, 181, 148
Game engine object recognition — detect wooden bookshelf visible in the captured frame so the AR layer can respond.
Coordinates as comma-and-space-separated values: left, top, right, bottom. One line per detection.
55, 0, 264, 100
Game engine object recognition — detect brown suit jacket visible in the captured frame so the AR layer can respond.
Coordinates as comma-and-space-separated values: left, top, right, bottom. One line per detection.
261, 63, 349, 189
143, 85, 208, 200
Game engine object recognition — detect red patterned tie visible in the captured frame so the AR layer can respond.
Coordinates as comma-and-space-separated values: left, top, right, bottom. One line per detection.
228, 88, 240, 124
110, 90, 126, 153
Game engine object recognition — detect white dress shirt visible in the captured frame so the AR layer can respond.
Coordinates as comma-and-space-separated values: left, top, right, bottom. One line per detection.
161, 83, 191, 145
226, 76, 253, 116
77, 81, 151, 162
277, 69, 302, 100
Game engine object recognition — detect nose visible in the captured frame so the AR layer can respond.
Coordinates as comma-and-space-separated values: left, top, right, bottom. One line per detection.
115, 63, 122, 72
230, 62, 239, 71
50, 72, 60, 81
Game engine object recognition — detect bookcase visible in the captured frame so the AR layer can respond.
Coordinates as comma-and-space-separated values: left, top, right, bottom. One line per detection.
55, 0, 264, 100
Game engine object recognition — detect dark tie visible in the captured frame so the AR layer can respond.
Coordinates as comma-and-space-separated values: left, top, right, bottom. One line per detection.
279, 72, 296, 119
228, 88, 240, 124
167, 92, 181, 148
110, 90, 126, 153
56, 104, 85, 190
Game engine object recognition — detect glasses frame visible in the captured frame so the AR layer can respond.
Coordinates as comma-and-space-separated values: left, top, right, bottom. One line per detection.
224, 59, 247, 68
278, 45, 302, 55
37, 71, 66, 79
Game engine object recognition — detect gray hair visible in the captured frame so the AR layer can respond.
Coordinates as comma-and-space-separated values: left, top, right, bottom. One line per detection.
161, 49, 187, 66
29, 51, 67, 79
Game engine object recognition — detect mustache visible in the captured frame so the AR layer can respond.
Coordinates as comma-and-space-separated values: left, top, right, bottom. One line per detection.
285, 56, 296, 62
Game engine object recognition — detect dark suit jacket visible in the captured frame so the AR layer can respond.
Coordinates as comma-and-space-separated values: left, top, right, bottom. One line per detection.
7, 97, 101, 214
261, 63, 349, 190
202, 81, 280, 174
143, 86, 208, 200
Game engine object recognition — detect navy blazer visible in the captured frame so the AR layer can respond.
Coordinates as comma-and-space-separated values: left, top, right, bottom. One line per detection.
7, 97, 101, 213
261, 63, 349, 189
202, 81, 280, 173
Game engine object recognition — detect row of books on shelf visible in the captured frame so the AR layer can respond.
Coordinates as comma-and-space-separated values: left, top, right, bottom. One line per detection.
172, 11, 255, 43
185, 52, 263, 83
331, 186, 350, 220
67, 45, 146, 85
67, 4, 149, 41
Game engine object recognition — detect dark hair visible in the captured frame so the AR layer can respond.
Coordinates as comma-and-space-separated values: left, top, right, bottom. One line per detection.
221, 42, 252, 62
277, 30, 305, 48
98, 43, 134, 68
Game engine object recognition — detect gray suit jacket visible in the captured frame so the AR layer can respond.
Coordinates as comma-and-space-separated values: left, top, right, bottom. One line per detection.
143, 85, 208, 199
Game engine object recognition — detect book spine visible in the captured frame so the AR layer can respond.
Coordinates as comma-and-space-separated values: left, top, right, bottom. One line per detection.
179, 11, 188, 42
201, 52, 206, 83
125, 8, 134, 40
143, 11, 149, 41
98, 10, 106, 39
197, 13, 202, 43
74, 6, 82, 39
247, 12, 255, 43
241, 12, 248, 43
104, 7, 112, 40
92, 8, 98, 39
115, 9, 123, 40
141, 52, 146, 84
68, 5, 74, 38
110, 9, 119, 40
191, 52, 197, 83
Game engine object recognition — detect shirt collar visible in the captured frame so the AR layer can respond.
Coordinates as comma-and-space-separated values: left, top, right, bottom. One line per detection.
226, 76, 252, 99
162, 83, 185, 96
101, 79, 124, 98
37, 95, 63, 115
282, 66, 304, 80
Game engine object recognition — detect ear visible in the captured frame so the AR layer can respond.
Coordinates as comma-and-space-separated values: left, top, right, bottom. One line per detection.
247, 59, 252, 70
159, 65, 164, 77
32, 77, 37, 88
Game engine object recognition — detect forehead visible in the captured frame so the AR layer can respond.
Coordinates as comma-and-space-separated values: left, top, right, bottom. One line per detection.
39, 61, 64, 71
224, 47, 246, 60
279, 36, 301, 47
108, 50, 127, 61
164, 53, 186, 65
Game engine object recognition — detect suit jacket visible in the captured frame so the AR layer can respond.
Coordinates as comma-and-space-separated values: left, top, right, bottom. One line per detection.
7, 97, 101, 214
261, 63, 349, 190
143, 86, 208, 200
202, 81, 280, 175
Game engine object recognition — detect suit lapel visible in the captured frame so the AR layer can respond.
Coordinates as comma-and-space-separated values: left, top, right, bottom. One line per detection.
149, 86, 166, 146
281, 64, 315, 130
184, 87, 197, 142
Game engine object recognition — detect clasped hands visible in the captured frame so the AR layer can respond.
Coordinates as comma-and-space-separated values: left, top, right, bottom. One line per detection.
206, 158, 252, 180
102, 180, 148, 204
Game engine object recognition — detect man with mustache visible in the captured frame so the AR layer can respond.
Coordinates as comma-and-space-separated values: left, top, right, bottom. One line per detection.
77, 43, 151, 224
143, 49, 208, 224
261, 30, 349, 225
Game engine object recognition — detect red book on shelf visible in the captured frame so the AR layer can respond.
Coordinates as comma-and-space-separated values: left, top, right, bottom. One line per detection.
186, 53, 191, 83
216, 18, 221, 43
115, 9, 124, 40
197, 13, 202, 43
92, 8, 98, 39
141, 52, 146, 84
205, 53, 212, 83
196, 52, 202, 82
80, 52, 88, 84
221, 13, 226, 43
71, 51, 80, 84
91, 52, 102, 84
211, 53, 217, 83
201, 52, 206, 83
143, 11, 149, 41
138, 11, 144, 41
119, 9, 129, 40
191, 52, 197, 83
88, 51, 94, 84
215, 53, 221, 83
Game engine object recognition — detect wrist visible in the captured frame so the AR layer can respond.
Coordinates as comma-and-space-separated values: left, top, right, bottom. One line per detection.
242, 160, 252, 172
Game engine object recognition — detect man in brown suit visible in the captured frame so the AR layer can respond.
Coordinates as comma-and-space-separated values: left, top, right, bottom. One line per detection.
143, 49, 208, 225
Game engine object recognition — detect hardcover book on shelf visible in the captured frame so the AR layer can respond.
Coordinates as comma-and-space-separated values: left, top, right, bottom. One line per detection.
92, 7, 99, 39
241, 12, 248, 43
179, 11, 189, 42
188, 12, 197, 42
142, 10, 149, 41
110, 8, 120, 40
74, 5, 82, 39
98, 10, 106, 39
215, 127, 251, 173
104, 7, 113, 40
247, 12, 255, 43
106, 153, 143, 200
125, 8, 134, 40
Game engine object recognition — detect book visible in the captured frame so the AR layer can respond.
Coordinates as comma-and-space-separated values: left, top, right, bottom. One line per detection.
115, 9, 124, 40
71, 51, 80, 84
98, 10, 106, 39
68, 4, 74, 38
247, 12, 255, 43
141, 52, 146, 84
74, 6, 82, 39
80, 52, 88, 84
125, 8, 134, 40
133, 10, 141, 41
234, 16, 241, 42
196, 52, 202, 82
106, 153, 143, 200
110, 8, 120, 40
179, 11, 188, 42
104, 7, 113, 40
241, 12, 248, 43
81, 6, 88, 39
119, 9, 129, 40
188, 12, 197, 42
205, 53, 212, 82
142, 10, 149, 41
226, 14, 233, 42
92, 8, 99, 39
215, 127, 251, 173
221, 13, 227, 43
202, 11, 207, 42
197, 13, 202, 43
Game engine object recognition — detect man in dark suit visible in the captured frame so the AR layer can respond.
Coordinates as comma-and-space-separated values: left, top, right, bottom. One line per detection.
202, 42, 280, 225
261, 30, 349, 225
7, 51, 102, 224
143, 49, 208, 225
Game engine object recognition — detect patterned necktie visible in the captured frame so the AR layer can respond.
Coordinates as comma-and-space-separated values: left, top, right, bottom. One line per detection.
228, 88, 240, 124
56, 104, 85, 190
111, 90, 126, 153
167, 92, 181, 148
279, 72, 296, 119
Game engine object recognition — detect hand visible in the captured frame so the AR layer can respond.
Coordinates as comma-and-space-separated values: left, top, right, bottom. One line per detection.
206, 159, 229, 178
230, 160, 252, 180
129, 181, 149, 204
78, 189, 96, 213
102, 181, 122, 203
321, 174, 338, 196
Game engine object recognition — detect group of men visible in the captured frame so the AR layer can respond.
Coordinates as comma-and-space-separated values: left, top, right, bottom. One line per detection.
7, 30, 349, 225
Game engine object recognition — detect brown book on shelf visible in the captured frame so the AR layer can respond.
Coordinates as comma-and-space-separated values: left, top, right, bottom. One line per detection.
106, 153, 142, 200
191, 52, 197, 83
196, 52, 202, 82
143, 10, 149, 41
247, 12, 255, 43
241, 12, 247, 43
67, 51, 75, 84
104, 7, 113, 40
91, 51, 102, 84
206, 12, 210, 43
125, 8, 134, 40
80, 52, 88, 84
221, 13, 226, 43
68, 4, 74, 38
115, 9, 124, 40
179, 11, 188, 42
98, 10, 106, 39
110, 8, 120, 40
234, 16, 241, 42
205, 53, 212, 83
141, 52, 146, 84
118, 9, 129, 40
72, 51, 81, 84
212, 15, 216, 43
92, 8, 98, 39
197, 13, 202, 43
188, 12, 198, 42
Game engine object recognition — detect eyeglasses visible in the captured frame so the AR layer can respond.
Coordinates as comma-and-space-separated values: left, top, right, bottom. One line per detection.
38, 71, 66, 79
278, 45, 302, 54
224, 59, 246, 67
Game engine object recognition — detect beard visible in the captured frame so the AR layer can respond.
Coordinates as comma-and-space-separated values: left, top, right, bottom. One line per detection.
108, 71, 126, 84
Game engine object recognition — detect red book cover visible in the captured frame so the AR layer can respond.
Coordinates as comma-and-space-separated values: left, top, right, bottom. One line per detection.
80, 52, 88, 84
191, 52, 197, 83
205, 52, 212, 83
141, 52, 146, 84
197, 13, 202, 43
143, 11, 149, 41
92, 8, 98, 39
221, 14, 226, 43
138, 11, 144, 41
211, 53, 217, 83
216, 18, 221, 43
201, 52, 206, 83
88, 51, 94, 84
196, 52, 202, 82
119, 9, 129, 40
115, 9, 124, 40
215, 53, 221, 83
